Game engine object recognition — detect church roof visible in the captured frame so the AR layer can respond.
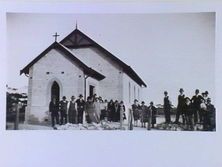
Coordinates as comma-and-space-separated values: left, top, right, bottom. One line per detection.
60, 28, 147, 87
20, 42, 105, 81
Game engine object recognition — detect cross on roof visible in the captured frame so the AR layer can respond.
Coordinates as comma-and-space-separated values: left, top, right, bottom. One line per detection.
53, 32, 60, 42
75, 20, 78, 29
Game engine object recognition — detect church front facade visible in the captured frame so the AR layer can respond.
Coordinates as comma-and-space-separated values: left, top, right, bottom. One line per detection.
21, 28, 147, 124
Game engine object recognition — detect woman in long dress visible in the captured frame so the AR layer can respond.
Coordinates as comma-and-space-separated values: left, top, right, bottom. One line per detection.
85, 96, 99, 123
68, 96, 77, 124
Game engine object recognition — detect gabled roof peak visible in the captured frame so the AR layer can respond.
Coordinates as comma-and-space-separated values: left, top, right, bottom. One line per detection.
20, 42, 105, 81
60, 28, 147, 87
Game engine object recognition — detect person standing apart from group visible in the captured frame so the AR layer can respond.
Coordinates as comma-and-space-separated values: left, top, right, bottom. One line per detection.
163, 91, 171, 123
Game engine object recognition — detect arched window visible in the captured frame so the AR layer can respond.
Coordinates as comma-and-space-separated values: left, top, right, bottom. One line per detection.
51, 81, 60, 103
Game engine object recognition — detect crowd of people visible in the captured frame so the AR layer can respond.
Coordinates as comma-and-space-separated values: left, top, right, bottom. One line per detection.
163, 89, 216, 131
49, 94, 126, 127
49, 88, 216, 131
131, 100, 157, 130
129, 89, 216, 131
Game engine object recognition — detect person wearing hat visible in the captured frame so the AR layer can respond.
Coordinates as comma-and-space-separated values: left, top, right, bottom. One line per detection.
203, 91, 210, 103
175, 88, 186, 124
67, 96, 77, 124
163, 91, 171, 123
85, 96, 99, 123
132, 99, 140, 127
191, 89, 204, 124
183, 97, 194, 130
148, 101, 157, 129
140, 101, 148, 128
204, 98, 216, 131
59, 96, 68, 125
49, 97, 59, 127
108, 99, 115, 122
76, 94, 85, 124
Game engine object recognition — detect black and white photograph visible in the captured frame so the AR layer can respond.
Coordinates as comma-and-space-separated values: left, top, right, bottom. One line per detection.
2, 2, 222, 167
6, 12, 216, 131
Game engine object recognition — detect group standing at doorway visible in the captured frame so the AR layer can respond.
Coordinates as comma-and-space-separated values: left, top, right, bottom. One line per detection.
49, 88, 216, 131
49, 94, 126, 127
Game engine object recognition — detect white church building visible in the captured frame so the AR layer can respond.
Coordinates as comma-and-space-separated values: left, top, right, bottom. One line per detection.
20, 27, 147, 124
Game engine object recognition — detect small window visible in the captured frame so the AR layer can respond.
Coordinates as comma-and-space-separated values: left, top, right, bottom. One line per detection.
46, 72, 50, 74
61, 71, 64, 74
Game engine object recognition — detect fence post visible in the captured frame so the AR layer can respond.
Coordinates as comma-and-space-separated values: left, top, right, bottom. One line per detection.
128, 109, 133, 130
14, 103, 19, 130
120, 105, 123, 130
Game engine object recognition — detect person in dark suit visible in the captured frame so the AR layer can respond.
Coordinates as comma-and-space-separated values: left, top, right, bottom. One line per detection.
149, 101, 157, 128
59, 96, 68, 125
175, 88, 186, 124
183, 97, 194, 130
49, 97, 59, 127
164, 91, 171, 123
76, 94, 85, 124
108, 100, 115, 122
68, 96, 77, 124
205, 98, 216, 131
191, 89, 203, 124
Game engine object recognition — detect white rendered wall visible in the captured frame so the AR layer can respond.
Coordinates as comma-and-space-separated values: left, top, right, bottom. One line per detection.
71, 47, 124, 101
27, 49, 84, 124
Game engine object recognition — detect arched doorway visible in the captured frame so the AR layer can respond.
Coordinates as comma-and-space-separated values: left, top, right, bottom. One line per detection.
51, 81, 60, 103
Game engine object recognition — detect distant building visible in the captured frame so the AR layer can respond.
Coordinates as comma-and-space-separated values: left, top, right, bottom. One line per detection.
20, 27, 147, 124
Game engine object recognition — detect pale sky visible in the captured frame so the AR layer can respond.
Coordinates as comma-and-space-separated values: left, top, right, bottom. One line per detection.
7, 13, 215, 105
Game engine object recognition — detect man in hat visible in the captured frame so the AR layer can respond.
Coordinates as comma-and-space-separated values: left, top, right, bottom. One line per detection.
140, 101, 151, 130
76, 94, 85, 124
149, 101, 157, 129
175, 88, 186, 124
191, 89, 204, 124
49, 97, 59, 127
163, 91, 171, 123
68, 96, 77, 124
59, 96, 68, 125
205, 98, 216, 131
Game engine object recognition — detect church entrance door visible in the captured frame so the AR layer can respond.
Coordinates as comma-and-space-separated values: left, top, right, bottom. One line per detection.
89, 85, 95, 97
51, 81, 60, 103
